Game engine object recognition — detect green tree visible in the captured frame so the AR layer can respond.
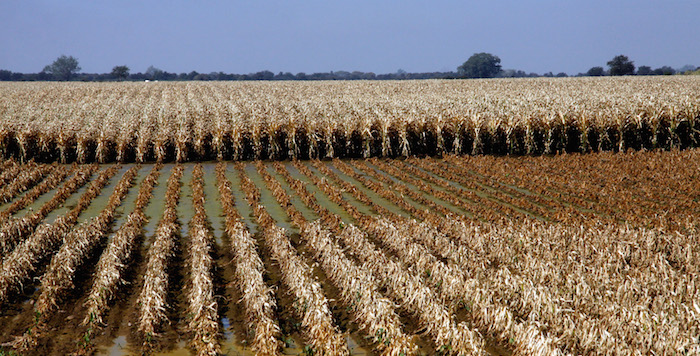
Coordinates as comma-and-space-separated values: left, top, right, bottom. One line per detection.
607, 55, 635, 76
458, 53, 502, 78
636, 66, 652, 75
43, 55, 81, 81
587, 66, 605, 76
111, 65, 130, 80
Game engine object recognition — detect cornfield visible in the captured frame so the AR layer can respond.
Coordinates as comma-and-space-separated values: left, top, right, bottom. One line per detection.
0, 77, 698, 356
0, 77, 699, 163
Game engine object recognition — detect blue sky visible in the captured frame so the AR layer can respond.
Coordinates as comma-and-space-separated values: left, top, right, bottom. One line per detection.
1, 1, 698, 75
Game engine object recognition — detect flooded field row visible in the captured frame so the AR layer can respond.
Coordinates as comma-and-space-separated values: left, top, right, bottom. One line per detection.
0, 150, 699, 355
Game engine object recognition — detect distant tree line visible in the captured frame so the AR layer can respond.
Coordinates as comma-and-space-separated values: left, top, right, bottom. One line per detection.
0, 54, 696, 82
584, 55, 698, 77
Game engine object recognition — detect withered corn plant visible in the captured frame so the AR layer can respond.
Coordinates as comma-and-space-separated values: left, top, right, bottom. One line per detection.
0, 164, 97, 256
185, 163, 220, 356
215, 162, 281, 355
283, 161, 566, 355
0, 164, 112, 305
2, 78, 700, 162
10, 166, 138, 352
0, 163, 73, 224
81, 164, 162, 344
238, 163, 349, 355
335, 224, 485, 355
0, 162, 55, 203
288, 161, 546, 355
261, 162, 417, 355
136, 164, 183, 349
365, 219, 561, 356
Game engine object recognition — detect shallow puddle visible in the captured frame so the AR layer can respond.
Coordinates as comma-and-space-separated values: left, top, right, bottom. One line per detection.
76, 165, 132, 224
141, 164, 173, 247
265, 164, 319, 222
223, 164, 257, 234
201, 162, 226, 244
244, 163, 295, 232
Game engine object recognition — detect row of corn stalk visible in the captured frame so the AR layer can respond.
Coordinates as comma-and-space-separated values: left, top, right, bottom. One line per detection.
237, 163, 348, 355
0, 164, 113, 304
347, 159, 460, 219
80, 164, 162, 343
289, 160, 557, 355
334, 222, 485, 355
0, 159, 23, 186
415, 158, 568, 221
0, 164, 97, 255
0, 162, 55, 203
215, 162, 282, 355
333, 156, 624, 353
186, 163, 220, 356
10, 165, 136, 351
364, 218, 561, 356
0, 163, 73, 224
303, 160, 398, 223
136, 164, 183, 347
331, 159, 433, 221
439, 218, 700, 354
265, 162, 417, 355
33, 167, 139, 316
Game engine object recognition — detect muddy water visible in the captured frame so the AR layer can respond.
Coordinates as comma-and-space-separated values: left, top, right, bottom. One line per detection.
244, 163, 295, 232
0, 174, 44, 214
141, 164, 173, 247
10, 171, 67, 217
265, 164, 319, 222
73, 165, 132, 223
265, 166, 377, 354
200, 163, 226, 243
103, 165, 151, 243
223, 164, 257, 234
37, 166, 107, 224
303, 162, 375, 218
3, 162, 515, 356
285, 162, 357, 225
4, 168, 86, 222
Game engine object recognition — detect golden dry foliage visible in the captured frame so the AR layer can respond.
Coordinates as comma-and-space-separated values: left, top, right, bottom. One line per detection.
137, 164, 183, 345
0, 164, 111, 304
261, 163, 417, 355
215, 162, 282, 355
82, 164, 162, 331
0, 77, 699, 163
186, 163, 220, 356
0, 163, 73, 224
10, 165, 136, 351
33, 166, 139, 317
285, 160, 555, 355
0, 147, 698, 355
238, 163, 349, 355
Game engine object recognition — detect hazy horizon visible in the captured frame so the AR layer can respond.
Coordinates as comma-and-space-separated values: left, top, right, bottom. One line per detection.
2, 1, 698, 75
